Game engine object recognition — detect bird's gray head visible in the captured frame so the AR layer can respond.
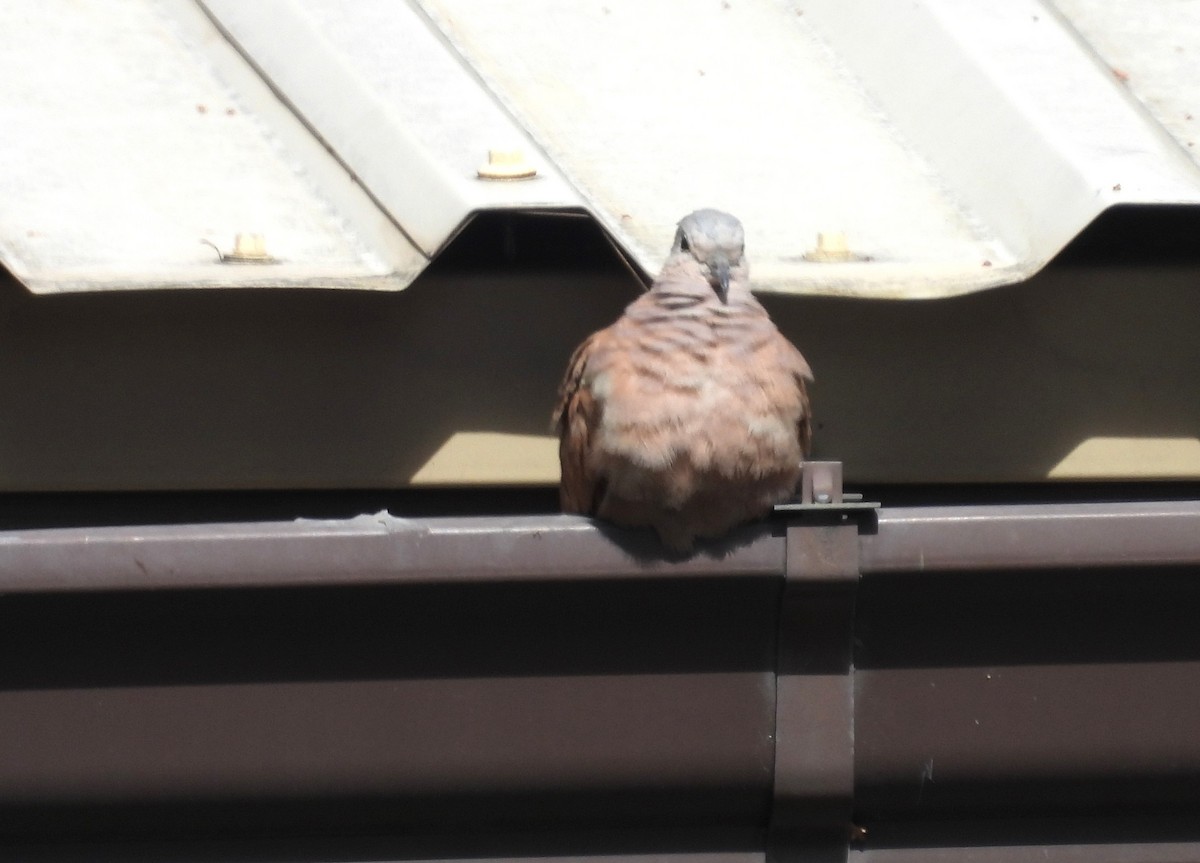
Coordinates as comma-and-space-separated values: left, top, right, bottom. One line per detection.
670, 209, 746, 303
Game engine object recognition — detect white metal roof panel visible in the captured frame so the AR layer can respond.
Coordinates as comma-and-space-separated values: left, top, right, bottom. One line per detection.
1051, 0, 1200, 160
4, 0, 1200, 297
0, 0, 427, 293
198, 0, 583, 255
416, 0, 1008, 297
415, 0, 1200, 297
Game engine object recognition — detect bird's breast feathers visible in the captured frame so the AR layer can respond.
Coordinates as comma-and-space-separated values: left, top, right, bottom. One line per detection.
585, 344, 806, 475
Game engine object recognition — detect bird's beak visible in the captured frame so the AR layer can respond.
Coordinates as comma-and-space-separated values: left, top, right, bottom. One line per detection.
714, 259, 731, 304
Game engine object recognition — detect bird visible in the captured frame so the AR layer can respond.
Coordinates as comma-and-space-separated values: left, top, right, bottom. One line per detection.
553, 209, 813, 552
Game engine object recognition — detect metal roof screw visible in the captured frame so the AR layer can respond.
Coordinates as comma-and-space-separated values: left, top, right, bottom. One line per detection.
203, 233, 277, 264
227, 233, 273, 262
477, 149, 538, 181
804, 231, 854, 263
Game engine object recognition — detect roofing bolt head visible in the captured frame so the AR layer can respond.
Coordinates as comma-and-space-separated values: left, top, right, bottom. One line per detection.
225, 232, 275, 264
804, 231, 854, 263
477, 149, 538, 181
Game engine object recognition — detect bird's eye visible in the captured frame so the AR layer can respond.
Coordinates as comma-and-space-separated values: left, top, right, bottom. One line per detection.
679, 234, 691, 252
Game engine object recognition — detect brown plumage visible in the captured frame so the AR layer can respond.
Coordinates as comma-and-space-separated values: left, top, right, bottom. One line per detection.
553, 209, 813, 552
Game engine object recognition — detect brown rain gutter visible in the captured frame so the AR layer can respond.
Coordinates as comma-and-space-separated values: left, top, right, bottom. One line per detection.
1, 497, 1199, 859
1, 500, 1198, 594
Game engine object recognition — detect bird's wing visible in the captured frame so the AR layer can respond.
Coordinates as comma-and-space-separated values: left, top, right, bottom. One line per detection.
796, 373, 814, 458
778, 335, 815, 458
553, 331, 604, 514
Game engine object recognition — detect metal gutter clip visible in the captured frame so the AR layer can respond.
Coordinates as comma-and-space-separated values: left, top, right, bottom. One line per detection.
774, 460, 881, 512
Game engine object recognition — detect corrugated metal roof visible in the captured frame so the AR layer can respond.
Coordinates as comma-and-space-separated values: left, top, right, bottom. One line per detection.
3, 0, 1200, 296
0, 0, 426, 293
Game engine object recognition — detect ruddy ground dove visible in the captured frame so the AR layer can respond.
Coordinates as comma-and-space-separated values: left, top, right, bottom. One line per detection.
553, 209, 813, 552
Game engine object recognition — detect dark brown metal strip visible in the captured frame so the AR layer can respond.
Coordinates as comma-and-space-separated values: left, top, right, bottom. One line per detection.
770, 522, 861, 860
0, 515, 785, 592
861, 501, 1200, 573
2, 500, 1198, 594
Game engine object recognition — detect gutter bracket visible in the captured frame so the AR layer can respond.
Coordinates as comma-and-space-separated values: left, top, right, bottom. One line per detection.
769, 476, 862, 862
